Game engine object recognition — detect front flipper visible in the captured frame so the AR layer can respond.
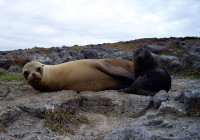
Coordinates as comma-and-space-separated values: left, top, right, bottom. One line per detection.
96, 61, 135, 81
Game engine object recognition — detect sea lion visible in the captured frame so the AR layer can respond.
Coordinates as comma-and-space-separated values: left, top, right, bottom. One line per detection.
120, 48, 171, 96
22, 59, 134, 92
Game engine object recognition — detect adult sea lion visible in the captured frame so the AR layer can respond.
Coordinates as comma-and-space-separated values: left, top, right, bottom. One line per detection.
22, 59, 134, 92
120, 48, 171, 96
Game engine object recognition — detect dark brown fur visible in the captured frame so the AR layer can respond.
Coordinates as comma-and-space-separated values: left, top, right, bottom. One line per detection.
120, 48, 171, 96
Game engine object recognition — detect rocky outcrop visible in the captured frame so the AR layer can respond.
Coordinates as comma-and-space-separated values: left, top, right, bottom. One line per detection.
0, 78, 200, 139
0, 37, 200, 73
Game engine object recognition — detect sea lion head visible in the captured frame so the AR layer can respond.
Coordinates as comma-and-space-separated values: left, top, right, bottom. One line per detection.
22, 61, 44, 84
133, 48, 156, 67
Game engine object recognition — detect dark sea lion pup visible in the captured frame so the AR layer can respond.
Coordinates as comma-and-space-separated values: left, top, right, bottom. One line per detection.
22, 59, 134, 92
120, 48, 171, 96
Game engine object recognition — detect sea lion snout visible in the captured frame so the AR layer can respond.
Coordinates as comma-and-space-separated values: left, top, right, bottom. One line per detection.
32, 73, 36, 77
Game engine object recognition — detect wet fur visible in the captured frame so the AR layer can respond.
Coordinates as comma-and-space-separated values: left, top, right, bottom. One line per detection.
120, 48, 171, 96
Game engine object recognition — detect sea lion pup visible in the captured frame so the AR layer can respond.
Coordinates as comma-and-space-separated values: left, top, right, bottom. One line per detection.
22, 59, 134, 92
120, 48, 171, 96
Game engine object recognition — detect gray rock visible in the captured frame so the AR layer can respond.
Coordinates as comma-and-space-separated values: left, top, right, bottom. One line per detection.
0, 82, 9, 97
18, 90, 80, 118
157, 101, 188, 116
153, 90, 169, 109
29, 54, 52, 64
103, 126, 150, 140
68, 51, 78, 58
186, 52, 200, 63
77, 52, 85, 60
48, 51, 62, 64
84, 50, 99, 59
102, 53, 116, 59
0, 68, 5, 71
170, 60, 182, 69
80, 91, 152, 117
121, 53, 132, 61
159, 55, 178, 63
0, 108, 21, 125
144, 117, 173, 128
62, 56, 74, 62
146, 45, 169, 54
193, 62, 200, 71
0, 57, 15, 69
169, 40, 180, 46
180, 45, 189, 50
0, 58, 5, 67
174, 84, 200, 115
8, 66, 21, 73
189, 45, 200, 52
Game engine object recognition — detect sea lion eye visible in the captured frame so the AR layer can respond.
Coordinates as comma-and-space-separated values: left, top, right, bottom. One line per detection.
36, 67, 42, 73
24, 71, 30, 79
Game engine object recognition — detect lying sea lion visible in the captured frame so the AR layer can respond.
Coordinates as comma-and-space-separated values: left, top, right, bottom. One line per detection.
22, 59, 134, 92
120, 48, 171, 96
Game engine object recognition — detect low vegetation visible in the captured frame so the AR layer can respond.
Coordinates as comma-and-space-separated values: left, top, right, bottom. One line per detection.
69, 45, 88, 51
0, 123, 7, 132
43, 108, 90, 135
0, 70, 26, 85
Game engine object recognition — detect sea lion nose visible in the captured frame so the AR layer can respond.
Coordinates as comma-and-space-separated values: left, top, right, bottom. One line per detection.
32, 73, 36, 77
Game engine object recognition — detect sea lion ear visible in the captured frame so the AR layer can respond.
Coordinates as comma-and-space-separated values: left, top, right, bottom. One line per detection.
42, 64, 45, 67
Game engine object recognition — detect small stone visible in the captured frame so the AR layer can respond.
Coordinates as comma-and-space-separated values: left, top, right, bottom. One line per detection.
153, 90, 169, 109
0, 83, 10, 97
170, 60, 182, 69
158, 101, 188, 116
193, 62, 200, 71
8, 66, 21, 73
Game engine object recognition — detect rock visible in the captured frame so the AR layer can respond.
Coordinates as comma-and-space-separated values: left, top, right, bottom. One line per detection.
80, 91, 152, 117
48, 51, 62, 64
62, 56, 74, 62
157, 101, 188, 116
170, 60, 182, 69
84, 50, 99, 59
186, 52, 200, 63
169, 40, 180, 46
102, 53, 116, 59
153, 90, 169, 109
18, 90, 80, 118
0, 82, 10, 97
103, 126, 151, 140
143, 116, 173, 128
0, 108, 21, 125
31, 54, 52, 65
8, 66, 21, 73
193, 62, 200, 71
180, 45, 189, 50
0, 57, 15, 69
189, 45, 200, 52
121, 53, 132, 61
76, 52, 85, 60
175, 84, 200, 116
159, 55, 179, 65
0, 58, 5, 67
146, 45, 169, 54
0, 68, 5, 71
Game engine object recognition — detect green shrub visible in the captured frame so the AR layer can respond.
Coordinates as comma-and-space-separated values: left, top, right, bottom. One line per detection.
0, 70, 26, 85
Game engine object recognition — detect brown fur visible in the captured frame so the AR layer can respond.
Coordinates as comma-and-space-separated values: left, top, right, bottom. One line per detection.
22, 59, 134, 92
